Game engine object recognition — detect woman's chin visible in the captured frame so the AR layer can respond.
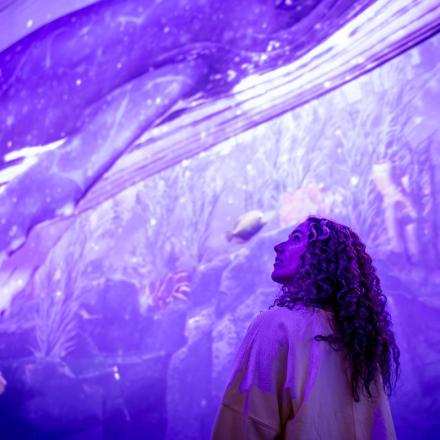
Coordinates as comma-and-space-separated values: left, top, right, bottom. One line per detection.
271, 269, 284, 283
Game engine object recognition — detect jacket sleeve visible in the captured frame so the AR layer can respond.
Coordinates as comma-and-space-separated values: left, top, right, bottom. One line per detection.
210, 311, 294, 440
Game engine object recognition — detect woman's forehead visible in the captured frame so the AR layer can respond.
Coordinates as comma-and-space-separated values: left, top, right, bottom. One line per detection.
290, 221, 309, 234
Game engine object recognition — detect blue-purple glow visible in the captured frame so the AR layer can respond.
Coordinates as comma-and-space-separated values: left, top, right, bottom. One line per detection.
0, 1, 439, 439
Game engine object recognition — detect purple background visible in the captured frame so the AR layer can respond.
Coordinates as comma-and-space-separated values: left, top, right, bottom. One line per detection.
0, 1, 439, 439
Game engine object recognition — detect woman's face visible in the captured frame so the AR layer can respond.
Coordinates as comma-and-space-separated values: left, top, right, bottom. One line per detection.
271, 221, 309, 285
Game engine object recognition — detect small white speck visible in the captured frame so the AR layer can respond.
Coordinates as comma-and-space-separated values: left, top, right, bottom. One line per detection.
350, 176, 359, 186
26, 19, 33, 28
56, 203, 75, 217
226, 70, 237, 81
112, 366, 121, 381
76, 78, 82, 86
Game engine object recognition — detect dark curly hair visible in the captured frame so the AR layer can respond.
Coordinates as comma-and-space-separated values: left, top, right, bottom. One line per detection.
272, 216, 400, 401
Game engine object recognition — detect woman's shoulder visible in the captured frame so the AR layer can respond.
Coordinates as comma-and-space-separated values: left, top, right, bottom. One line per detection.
251, 305, 332, 337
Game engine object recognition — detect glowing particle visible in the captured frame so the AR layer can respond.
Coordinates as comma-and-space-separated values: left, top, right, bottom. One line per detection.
56, 203, 75, 217
75, 78, 82, 86
350, 176, 359, 186
150, 218, 157, 226
112, 366, 121, 381
181, 160, 189, 167
246, 164, 255, 175
267, 40, 280, 52
226, 70, 237, 81
26, 19, 33, 28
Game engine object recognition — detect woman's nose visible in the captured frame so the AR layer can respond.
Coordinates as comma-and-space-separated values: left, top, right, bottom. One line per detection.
274, 242, 283, 252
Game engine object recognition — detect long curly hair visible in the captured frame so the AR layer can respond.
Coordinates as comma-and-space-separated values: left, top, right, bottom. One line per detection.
273, 216, 400, 401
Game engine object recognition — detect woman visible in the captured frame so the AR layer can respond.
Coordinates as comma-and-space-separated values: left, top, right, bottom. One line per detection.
211, 216, 399, 439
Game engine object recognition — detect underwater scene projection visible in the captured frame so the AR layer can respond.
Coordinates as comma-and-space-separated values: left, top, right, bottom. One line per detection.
0, 0, 439, 439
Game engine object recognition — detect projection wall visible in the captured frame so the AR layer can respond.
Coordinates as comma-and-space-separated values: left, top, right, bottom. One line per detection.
0, 1, 439, 439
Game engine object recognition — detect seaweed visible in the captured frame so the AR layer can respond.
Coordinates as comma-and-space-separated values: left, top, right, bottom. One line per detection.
30, 217, 89, 359
127, 156, 224, 310
316, 51, 440, 257
216, 103, 329, 217
176, 157, 224, 264
407, 135, 440, 268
